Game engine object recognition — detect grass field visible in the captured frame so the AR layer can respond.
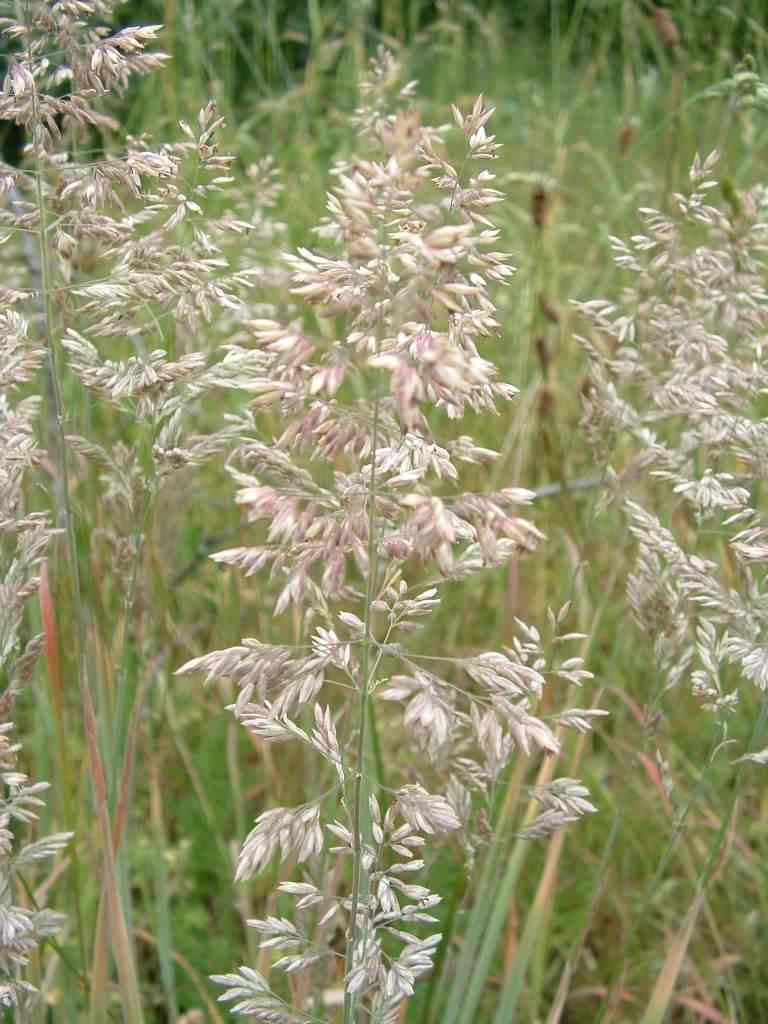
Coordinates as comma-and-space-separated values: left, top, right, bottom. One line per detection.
3, 2, 768, 1022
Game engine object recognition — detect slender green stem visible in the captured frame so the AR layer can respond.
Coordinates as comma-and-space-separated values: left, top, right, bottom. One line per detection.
25, 10, 88, 978
343, 373, 382, 1024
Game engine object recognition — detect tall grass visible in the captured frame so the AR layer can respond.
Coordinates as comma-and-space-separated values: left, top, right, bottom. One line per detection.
1, 1, 768, 1021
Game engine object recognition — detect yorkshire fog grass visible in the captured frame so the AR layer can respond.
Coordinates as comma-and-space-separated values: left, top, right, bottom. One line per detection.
2, 2, 768, 1022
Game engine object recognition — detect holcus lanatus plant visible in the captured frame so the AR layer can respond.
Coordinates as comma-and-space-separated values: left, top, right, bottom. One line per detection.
0, 312, 71, 1013
576, 152, 768, 737
0, 1, 290, 1016
179, 51, 602, 1023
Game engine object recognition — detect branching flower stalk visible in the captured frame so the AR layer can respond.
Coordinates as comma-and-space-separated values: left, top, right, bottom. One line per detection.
572, 154, 768, 1010
0, 308, 72, 1015
7, 0, 158, 989
179, 51, 601, 1023
575, 149, 768, 744
1, 2, 291, 1012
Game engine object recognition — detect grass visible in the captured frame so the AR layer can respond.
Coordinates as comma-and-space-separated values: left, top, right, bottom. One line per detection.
5, 1, 768, 1021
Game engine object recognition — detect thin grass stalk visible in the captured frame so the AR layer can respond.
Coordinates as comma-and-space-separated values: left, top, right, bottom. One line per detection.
25, 9, 90, 980
343, 369, 382, 1024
